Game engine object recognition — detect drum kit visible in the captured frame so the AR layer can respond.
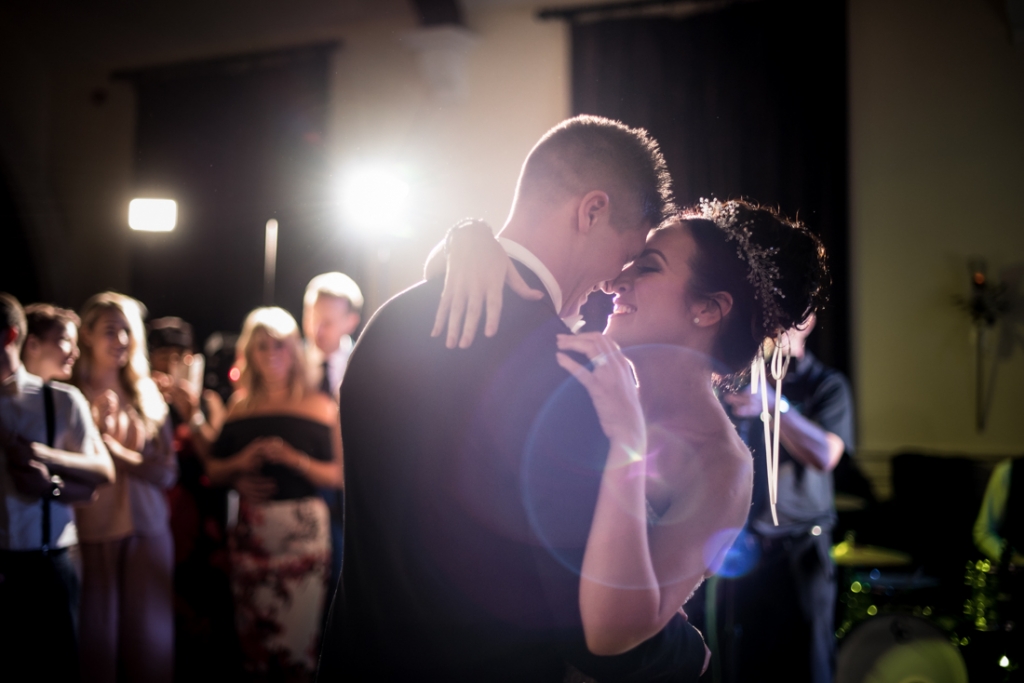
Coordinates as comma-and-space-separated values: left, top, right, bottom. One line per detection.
830, 534, 1021, 683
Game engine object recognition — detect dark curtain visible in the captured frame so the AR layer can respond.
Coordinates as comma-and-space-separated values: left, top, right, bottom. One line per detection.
572, 0, 849, 374
0, 171, 39, 305
126, 44, 348, 343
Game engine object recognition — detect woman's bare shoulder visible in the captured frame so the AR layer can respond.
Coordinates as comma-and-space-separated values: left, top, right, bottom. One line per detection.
224, 391, 250, 418
295, 392, 338, 425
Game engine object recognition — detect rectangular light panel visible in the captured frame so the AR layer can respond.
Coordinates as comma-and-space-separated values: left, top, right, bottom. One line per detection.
129, 198, 177, 232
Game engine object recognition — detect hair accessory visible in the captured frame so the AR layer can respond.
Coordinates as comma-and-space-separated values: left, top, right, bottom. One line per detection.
696, 198, 786, 335
751, 332, 791, 526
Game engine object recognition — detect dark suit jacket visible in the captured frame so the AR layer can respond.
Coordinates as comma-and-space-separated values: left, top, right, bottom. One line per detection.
317, 265, 707, 682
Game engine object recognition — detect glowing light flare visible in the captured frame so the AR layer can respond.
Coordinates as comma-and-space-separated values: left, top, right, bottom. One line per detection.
712, 529, 760, 579
129, 198, 177, 232
337, 165, 411, 235
1000, 655, 1011, 668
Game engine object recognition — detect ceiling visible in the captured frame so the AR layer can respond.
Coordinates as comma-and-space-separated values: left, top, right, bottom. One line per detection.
0, 0, 623, 71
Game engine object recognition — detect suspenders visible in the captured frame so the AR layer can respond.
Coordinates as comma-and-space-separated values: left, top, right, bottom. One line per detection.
41, 383, 56, 554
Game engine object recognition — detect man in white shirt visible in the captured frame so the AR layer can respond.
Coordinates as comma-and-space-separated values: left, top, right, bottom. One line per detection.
302, 272, 362, 613
303, 272, 363, 403
0, 293, 115, 678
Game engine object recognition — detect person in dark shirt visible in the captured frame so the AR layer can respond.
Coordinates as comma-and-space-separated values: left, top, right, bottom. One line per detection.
719, 313, 854, 683
148, 317, 237, 682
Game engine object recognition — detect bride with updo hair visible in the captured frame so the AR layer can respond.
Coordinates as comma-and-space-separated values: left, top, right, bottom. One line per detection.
432, 198, 828, 658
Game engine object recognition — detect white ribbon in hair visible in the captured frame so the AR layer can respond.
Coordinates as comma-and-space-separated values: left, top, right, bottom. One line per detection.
751, 333, 791, 526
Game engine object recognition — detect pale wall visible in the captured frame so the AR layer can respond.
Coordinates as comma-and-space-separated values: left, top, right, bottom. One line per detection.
849, 0, 1024, 494
326, 6, 570, 313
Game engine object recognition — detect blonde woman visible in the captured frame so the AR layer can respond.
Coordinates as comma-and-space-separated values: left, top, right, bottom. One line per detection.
72, 292, 177, 683
209, 307, 342, 680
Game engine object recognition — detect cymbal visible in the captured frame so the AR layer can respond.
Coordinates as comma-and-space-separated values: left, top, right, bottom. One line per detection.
831, 541, 912, 567
834, 493, 868, 512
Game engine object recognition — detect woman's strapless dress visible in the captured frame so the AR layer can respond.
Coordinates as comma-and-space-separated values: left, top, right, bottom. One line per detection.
214, 415, 333, 680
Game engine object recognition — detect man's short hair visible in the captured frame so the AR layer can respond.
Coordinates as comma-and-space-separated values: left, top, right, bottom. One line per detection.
147, 316, 194, 352
304, 272, 364, 313
519, 115, 674, 229
25, 303, 81, 342
0, 293, 27, 351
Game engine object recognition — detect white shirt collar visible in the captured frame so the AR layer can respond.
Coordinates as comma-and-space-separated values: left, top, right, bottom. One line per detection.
498, 238, 563, 313
498, 238, 585, 333
327, 336, 353, 366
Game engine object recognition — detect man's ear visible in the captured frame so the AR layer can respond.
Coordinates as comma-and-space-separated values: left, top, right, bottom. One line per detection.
575, 190, 610, 234
2, 327, 18, 350
691, 291, 734, 326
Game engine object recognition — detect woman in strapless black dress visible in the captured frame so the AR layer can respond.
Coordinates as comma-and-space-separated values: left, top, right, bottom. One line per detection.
209, 307, 343, 682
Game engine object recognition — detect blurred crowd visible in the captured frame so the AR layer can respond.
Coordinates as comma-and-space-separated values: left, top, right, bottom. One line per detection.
0, 272, 362, 683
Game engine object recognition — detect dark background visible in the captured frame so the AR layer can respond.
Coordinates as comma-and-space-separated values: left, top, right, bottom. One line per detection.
572, 0, 849, 374
124, 43, 358, 342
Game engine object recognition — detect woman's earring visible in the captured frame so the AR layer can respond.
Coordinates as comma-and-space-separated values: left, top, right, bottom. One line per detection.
693, 317, 700, 325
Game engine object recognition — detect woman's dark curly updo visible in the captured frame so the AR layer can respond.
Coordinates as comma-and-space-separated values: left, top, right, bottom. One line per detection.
677, 199, 829, 377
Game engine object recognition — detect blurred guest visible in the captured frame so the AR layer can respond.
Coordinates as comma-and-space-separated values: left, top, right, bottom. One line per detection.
718, 313, 853, 683
974, 456, 1024, 640
302, 272, 362, 402
21, 303, 81, 382
73, 292, 178, 683
202, 332, 241, 407
208, 307, 342, 681
148, 317, 237, 681
148, 317, 225, 457
301, 272, 360, 610
0, 293, 114, 680
975, 456, 1024, 566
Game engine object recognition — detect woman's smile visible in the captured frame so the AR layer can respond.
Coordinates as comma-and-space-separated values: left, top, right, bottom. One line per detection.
612, 299, 637, 316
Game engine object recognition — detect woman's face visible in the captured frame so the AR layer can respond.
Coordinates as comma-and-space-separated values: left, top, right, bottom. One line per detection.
250, 329, 293, 385
87, 310, 131, 371
603, 222, 700, 349
26, 322, 79, 382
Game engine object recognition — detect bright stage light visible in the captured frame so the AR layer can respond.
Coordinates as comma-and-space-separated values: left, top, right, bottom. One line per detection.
338, 165, 411, 235
129, 198, 177, 232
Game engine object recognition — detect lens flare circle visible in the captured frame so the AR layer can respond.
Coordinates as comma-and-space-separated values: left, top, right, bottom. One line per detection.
522, 342, 743, 590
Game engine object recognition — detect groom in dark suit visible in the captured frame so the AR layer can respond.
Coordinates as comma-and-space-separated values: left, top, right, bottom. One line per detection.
317, 116, 708, 682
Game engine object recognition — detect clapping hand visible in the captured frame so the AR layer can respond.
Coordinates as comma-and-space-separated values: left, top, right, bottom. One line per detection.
91, 390, 120, 438
153, 371, 198, 421
260, 437, 307, 472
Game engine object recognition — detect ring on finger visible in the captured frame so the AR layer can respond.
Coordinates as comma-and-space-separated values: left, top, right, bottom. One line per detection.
591, 355, 609, 368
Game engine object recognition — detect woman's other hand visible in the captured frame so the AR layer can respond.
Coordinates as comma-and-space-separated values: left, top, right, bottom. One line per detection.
235, 474, 277, 503
555, 332, 646, 458
429, 220, 543, 350
101, 433, 144, 466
